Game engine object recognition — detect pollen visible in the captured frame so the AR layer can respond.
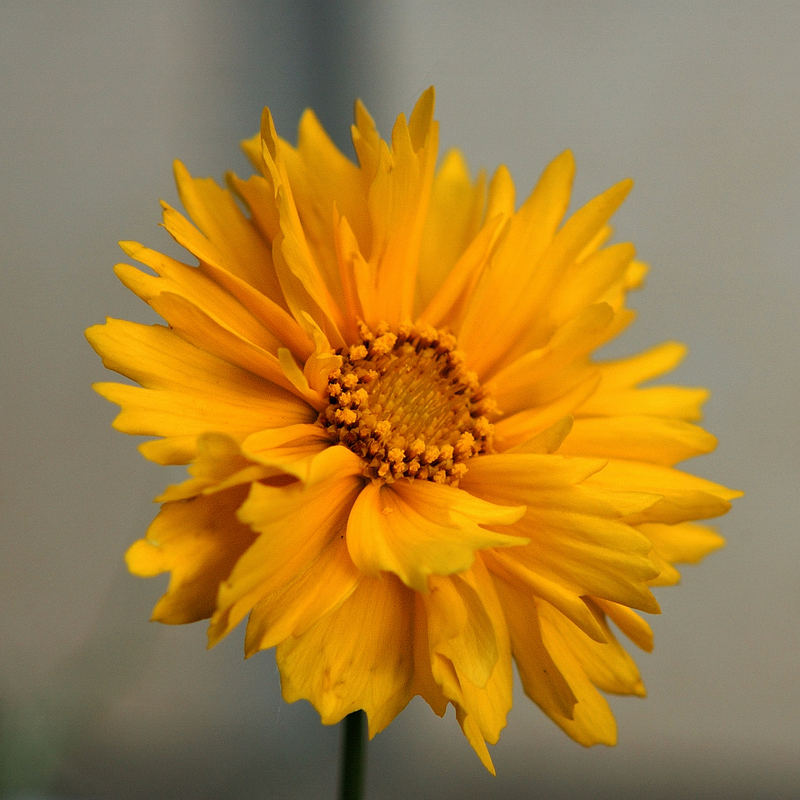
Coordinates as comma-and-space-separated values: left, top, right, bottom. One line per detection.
320, 322, 495, 485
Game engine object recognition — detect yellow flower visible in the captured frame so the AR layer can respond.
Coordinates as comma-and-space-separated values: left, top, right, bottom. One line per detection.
87, 88, 738, 773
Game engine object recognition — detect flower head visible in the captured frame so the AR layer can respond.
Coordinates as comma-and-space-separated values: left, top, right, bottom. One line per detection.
87, 89, 738, 772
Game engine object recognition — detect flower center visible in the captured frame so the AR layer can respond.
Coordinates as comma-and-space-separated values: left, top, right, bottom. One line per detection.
320, 322, 494, 485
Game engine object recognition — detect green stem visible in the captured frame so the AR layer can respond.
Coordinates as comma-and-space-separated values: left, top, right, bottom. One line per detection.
338, 710, 367, 800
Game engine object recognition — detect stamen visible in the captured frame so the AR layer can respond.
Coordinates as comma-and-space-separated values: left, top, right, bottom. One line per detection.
319, 322, 494, 485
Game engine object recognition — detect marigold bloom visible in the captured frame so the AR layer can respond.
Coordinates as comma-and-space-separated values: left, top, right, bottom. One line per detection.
87, 88, 738, 772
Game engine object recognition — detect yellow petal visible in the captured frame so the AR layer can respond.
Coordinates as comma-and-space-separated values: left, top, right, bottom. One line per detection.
648, 552, 682, 586
418, 211, 506, 331
408, 85, 436, 150
501, 178, 633, 364
142, 290, 299, 393
241, 422, 329, 452
484, 163, 515, 219
493, 374, 601, 451
93, 381, 311, 444
87, 318, 277, 399
158, 198, 281, 305
409, 594, 449, 718
493, 514, 660, 615
228, 171, 280, 243
638, 521, 726, 563
462, 451, 659, 523
293, 107, 367, 245
537, 601, 618, 746
156, 432, 274, 502
554, 601, 647, 697
578, 342, 711, 421
425, 574, 498, 689
625, 259, 649, 289
332, 209, 367, 339
547, 242, 637, 322
506, 417, 574, 454
277, 573, 415, 736
244, 534, 360, 655
138, 436, 203, 465
417, 149, 486, 313
560, 415, 718, 465
458, 150, 575, 374
241, 423, 333, 482
278, 114, 364, 304
194, 254, 313, 360
596, 340, 688, 389
114, 243, 282, 355
172, 160, 281, 298
493, 575, 577, 718
345, 480, 525, 592
462, 452, 608, 499
258, 107, 347, 344
125, 485, 256, 624
488, 550, 607, 642
593, 598, 654, 652
487, 303, 616, 415
361, 90, 439, 324
576, 223, 613, 261
277, 348, 326, 410
351, 97, 381, 180
273, 219, 346, 348
465, 454, 661, 614
207, 446, 363, 644
423, 560, 513, 774
587, 460, 741, 524
536, 175, 632, 291
297, 313, 343, 396
579, 385, 710, 421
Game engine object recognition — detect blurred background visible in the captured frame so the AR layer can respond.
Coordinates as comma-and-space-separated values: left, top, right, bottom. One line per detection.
2, 1, 798, 798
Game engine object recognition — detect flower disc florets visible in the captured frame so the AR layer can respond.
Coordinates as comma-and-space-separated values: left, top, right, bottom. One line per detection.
320, 322, 495, 485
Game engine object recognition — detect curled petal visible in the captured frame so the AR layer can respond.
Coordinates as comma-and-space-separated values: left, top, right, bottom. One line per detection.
346, 480, 525, 592
420, 560, 513, 774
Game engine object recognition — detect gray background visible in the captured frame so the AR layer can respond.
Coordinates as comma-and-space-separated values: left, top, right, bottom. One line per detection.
2, 1, 798, 798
